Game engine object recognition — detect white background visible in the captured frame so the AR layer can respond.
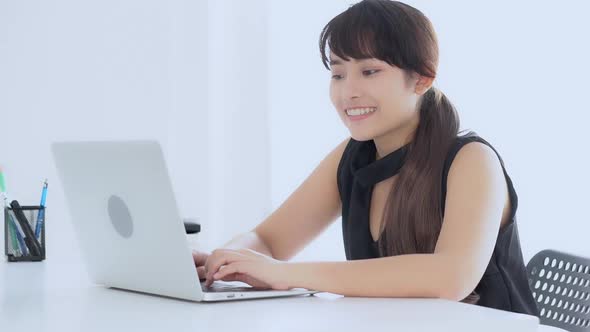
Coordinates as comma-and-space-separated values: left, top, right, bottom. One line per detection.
1, 0, 589, 269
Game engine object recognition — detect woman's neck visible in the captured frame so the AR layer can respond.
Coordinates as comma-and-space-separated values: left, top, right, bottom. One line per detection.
373, 116, 419, 160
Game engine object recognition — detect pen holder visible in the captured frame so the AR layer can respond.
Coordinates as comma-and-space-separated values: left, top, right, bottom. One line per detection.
4, 205, 46, 262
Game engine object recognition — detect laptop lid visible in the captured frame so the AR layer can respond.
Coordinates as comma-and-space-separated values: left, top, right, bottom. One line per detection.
51, 140, 204, 301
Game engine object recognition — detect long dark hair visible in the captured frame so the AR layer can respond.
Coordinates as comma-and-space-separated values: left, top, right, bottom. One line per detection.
320, 0, 478, 303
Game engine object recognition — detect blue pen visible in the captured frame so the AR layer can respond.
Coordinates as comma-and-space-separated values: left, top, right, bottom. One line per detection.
34, 179, 48, 240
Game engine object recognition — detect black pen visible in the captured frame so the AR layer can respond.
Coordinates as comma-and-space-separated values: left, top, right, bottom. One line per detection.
10, 200, 42, 257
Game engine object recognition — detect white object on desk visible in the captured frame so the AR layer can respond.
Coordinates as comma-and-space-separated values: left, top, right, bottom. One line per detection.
0, 261, 545, 332
50, 140, 314, 302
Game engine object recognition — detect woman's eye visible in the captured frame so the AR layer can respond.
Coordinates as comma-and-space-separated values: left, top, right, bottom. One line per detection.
363, 69, 380, 76
331, 74, 343, 80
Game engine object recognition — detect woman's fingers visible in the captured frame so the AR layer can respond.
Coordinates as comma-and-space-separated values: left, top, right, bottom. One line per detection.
197, 266, 206, 280
220, 272, 241, 282
220, 271, 271, 289
206, 253, 232, 279
204, 250, 227, 277
205, 257, 230, 286
214, 262, 244, 280
192, 251, 209, 267
204, 250, 247, 286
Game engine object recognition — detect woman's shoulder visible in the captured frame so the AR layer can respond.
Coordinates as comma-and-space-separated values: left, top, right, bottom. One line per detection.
444, 131, 501, 169
441, 131, 514, 214
442, 131, 511, 197
449, 131, 488, 153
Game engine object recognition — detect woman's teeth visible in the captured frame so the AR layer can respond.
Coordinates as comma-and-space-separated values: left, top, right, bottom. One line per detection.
346, 107, 376, 116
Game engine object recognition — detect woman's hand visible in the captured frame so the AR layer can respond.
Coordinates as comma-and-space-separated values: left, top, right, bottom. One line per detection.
192, 251, 210, 280
203, 248, 290, 290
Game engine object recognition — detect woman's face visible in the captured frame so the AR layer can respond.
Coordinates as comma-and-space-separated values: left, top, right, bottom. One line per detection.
329, 53, 421, 142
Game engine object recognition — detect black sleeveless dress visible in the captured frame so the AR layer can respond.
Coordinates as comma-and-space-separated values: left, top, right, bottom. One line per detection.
337, 132, 539, 316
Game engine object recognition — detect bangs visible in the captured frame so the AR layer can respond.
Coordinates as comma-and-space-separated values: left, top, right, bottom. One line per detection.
319, 1, 406, 70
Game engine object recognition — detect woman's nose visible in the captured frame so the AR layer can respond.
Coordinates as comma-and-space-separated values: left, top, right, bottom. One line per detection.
341, 79, 362, 100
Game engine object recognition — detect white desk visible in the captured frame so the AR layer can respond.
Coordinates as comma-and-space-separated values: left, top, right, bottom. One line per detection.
0, 261, 564, 332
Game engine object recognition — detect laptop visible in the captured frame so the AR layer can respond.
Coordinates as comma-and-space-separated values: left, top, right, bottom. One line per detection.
51, 140, 317, 302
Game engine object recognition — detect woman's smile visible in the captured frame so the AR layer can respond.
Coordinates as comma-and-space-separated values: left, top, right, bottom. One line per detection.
346, 107, 377, 121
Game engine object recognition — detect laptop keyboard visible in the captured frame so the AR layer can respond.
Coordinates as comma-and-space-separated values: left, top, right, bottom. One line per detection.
200, 281, 263, 293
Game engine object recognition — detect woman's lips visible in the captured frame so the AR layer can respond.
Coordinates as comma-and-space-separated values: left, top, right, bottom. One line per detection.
346, 107, 377, 122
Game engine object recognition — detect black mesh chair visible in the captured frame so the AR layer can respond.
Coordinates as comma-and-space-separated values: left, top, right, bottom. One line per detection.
527, 250, 590, 331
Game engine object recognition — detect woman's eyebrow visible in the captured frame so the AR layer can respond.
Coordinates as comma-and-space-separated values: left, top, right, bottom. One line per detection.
329, 58, 343, 66
357, 57, 379, 63
330, 57, 377, 66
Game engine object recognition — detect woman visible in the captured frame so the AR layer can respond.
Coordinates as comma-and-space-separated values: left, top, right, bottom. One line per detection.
193, 0, 538, 316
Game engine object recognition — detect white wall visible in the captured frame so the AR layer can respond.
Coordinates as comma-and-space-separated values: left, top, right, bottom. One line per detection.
268, 0, 590, 263
204, 0, 271, 249
0, 0, 271, 263
267, 1, 349, 262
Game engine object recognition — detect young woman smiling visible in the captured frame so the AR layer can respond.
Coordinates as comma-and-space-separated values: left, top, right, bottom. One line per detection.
192, 0, 538, 316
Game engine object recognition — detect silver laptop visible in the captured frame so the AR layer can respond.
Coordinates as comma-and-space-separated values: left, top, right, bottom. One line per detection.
51, 140, 317, 302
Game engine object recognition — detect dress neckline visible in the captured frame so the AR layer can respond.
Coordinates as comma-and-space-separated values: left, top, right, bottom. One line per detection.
347, 139, 411, 248
350, 139, 410, 187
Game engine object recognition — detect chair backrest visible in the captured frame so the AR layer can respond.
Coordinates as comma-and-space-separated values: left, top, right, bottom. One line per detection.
527, 249, 590, 331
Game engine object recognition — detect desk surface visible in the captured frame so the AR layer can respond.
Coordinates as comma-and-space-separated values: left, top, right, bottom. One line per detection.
0, 261, 563, 332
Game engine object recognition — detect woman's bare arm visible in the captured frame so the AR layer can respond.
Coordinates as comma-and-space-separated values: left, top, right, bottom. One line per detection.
220, 138, 350, 261
277, 142, 508, 300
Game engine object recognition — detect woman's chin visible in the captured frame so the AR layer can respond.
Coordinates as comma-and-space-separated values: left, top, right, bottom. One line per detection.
349, 131, 376, 142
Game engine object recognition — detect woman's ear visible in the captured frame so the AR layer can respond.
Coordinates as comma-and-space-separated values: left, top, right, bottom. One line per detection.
414, 76, 435, 95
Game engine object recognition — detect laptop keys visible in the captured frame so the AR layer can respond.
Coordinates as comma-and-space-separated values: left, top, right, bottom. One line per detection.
200, 281, 268, 293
